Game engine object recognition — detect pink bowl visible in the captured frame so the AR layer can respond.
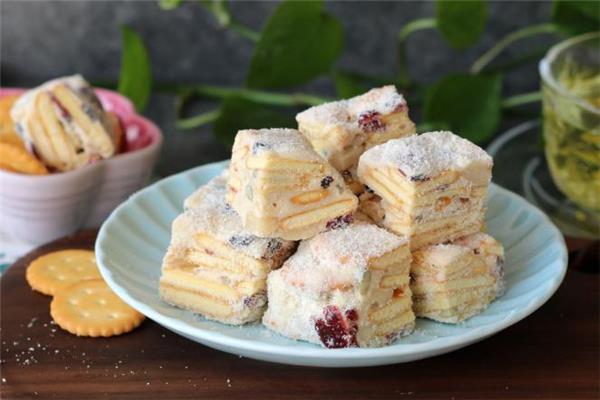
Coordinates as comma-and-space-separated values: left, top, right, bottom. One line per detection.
0, 88, 163, 245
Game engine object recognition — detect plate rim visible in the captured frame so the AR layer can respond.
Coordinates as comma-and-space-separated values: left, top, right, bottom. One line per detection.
96, 160, 568, 361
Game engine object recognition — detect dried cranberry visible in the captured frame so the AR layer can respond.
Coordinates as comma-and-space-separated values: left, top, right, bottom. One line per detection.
314, 305, 358, 348
320, 176, 334, 188
50, 95, 71, 120
325, 214, 354, 230
358, 111, 385, 132
345, 309, 358, 322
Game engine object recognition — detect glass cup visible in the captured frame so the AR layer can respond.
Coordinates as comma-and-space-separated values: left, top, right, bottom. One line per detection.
539, 32, 600, 220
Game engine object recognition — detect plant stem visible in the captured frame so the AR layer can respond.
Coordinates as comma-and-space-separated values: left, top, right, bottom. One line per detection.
154, 83, 331, 106
470, 23, 560, 74
501, 91, 542, 108
97, 81, 328, 109
176, 109, 220, 129
180, 85, 330, 106
170, 84, 331, 129
229, 21, 260, 42
397, 18, 437, 88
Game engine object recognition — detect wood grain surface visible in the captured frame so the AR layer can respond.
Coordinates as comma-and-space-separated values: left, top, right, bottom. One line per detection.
1, 230, 598, 400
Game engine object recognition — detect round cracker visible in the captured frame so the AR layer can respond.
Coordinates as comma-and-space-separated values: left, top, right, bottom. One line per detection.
0, 142, 48, 175
0, 94, 23, 146
26, 249, 100, 296
50, 279, 145, 337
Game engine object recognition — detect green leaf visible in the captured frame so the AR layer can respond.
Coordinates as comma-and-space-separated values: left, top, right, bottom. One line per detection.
247, 0, 343, 89
118, 26, 152, 112
158, 0, 183, 10
199, 0, 231, 26
213, 96, 295, 146
551, 1, 600, 36
436, 0, 487, 49
332, 71, 369, 98
423, 74, 502, 143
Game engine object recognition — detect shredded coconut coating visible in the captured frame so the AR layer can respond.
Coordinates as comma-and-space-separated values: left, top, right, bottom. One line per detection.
414, 232, 505, 294
235, 128, 323, 161
12, 75, 95, 113
176, 171, 293, 260
296, 85, 407, 131
279, 223, 407, 293
359, 131, 493, 180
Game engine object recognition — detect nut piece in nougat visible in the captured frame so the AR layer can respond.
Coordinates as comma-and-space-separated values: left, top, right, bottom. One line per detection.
228, 128, 358, 240
357, 131, 493, 250
410, 233, 505, 323
10, 75, 116, 171
160, 172, 297, 325
263, 223, 414, 348
297, 86, 415, 193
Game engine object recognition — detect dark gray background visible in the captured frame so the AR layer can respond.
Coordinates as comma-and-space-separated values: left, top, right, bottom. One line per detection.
1, 1, 554, 176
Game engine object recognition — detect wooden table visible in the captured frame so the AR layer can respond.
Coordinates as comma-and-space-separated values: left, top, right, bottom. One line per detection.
1, 230, 598, 399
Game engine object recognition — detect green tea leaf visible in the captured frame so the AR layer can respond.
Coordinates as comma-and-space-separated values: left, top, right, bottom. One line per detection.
118, 26, 152, 112
159, 0, 183, 10
551, 1, 600, 36
213, 96, 295, 146
423, 74, 502, 143
436, 0, 487, 49
247, 0, 343, 89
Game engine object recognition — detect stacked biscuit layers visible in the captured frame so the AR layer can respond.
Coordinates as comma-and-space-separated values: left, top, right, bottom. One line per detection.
263, 223, 414, 348
11, 75, 116, 171
228, 128, 358, 240
357, 131, 493, 250
297, 85, 415, 193
410, 233, 505, 323
159, 87, 506, 337
160, 172, 296, 325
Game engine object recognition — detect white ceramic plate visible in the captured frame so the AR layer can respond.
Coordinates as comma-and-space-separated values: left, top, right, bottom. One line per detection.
96, 160, 568, 367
